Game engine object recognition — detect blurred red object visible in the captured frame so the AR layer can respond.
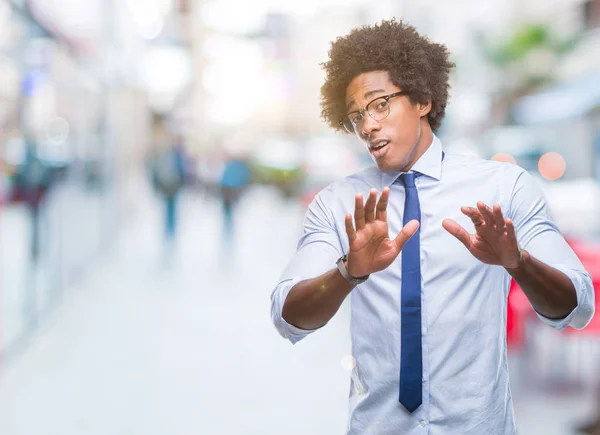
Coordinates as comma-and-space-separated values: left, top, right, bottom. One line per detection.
300, 187, 321, 209
507, 237, 600, 350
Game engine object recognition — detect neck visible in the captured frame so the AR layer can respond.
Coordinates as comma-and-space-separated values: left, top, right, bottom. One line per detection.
399, 123, 434, 173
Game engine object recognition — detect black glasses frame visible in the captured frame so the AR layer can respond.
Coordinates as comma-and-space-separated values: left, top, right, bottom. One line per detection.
339, 91, 410, 134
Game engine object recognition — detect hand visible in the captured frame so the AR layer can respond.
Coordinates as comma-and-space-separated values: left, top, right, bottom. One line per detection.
442, 202, 522, 269
344, 188, 420, 278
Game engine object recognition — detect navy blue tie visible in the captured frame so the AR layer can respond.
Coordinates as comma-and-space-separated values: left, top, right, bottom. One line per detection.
398, 172, 423, 413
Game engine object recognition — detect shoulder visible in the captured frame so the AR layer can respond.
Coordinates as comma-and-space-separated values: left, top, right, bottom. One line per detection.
443, 152, 529, 183
314, 166, 380, 203
443, 152, 517, 172
305, 166, 379, 221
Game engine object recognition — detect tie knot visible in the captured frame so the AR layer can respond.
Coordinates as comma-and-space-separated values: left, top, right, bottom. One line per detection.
399, 172, 418, 188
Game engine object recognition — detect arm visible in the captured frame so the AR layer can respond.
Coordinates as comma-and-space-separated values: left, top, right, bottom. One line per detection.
270, 191, 345, 343
443, 167, 594, 330
506, 249, 577, 319
506, 169, 594, 328
272, 187, 418, 343
282, 265, 355, 331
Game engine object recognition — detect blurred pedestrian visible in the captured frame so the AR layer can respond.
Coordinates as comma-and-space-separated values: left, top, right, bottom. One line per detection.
270, 19, 595, 435
14, 140, 53, 263
151, 134, 186, 251
219, 155, 251, 240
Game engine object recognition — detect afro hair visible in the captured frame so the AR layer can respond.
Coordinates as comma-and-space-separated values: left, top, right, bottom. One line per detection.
320, 19, 455, 132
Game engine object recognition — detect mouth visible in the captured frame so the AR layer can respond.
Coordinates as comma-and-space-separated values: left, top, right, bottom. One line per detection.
369, 140, 390, 158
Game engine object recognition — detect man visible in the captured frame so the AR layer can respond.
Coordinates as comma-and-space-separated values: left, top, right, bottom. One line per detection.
270, 19, 595, 434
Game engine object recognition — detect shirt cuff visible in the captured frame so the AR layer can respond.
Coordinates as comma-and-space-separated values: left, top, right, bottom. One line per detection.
271, 277, 320, 344
534, 264, 595, 330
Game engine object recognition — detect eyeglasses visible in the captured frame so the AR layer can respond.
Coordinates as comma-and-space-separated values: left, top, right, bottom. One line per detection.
339, 91, 410, 134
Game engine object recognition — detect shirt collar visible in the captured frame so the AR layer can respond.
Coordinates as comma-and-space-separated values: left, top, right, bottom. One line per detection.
380, 134, 443, 189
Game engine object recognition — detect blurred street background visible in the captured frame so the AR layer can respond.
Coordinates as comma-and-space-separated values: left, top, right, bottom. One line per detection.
0, 0, 599, 434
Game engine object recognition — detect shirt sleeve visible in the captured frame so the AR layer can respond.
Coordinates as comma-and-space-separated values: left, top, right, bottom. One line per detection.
507, 167, 595, 330
270, 190, 345, 344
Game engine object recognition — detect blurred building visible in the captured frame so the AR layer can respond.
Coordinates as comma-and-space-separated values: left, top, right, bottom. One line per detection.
0, 0, 190, 360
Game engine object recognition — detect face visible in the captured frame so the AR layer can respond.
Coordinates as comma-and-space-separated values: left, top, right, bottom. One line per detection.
344, 71, 432, 173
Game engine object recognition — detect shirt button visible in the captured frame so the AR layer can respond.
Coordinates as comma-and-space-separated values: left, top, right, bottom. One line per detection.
420, 420, 427, 427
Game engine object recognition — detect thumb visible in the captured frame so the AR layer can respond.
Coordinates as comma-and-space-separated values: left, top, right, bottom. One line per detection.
392, 220, 420, 253
442, 218, 471, 249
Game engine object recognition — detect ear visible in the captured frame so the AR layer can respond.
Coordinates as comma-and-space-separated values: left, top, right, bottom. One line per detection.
418, 100, 432, 117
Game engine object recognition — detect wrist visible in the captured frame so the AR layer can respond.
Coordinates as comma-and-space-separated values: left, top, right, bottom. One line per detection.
345, 257, 369, 280
337, 255, 369, 285
343, 258, 353, 275
506, 249, 527, 273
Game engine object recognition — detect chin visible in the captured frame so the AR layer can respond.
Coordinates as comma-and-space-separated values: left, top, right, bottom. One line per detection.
375, 156, 406, 173
374, 160, 397, 173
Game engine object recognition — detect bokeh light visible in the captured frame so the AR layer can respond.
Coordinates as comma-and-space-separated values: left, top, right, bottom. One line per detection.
538, 152, 566, 181
491, 153, 517, 164
45, 116, 70, 145
341, 355, 356, 371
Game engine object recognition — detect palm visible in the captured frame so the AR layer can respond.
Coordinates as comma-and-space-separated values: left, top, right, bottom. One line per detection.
443, 202, 521, 269
344, 188, 419, 278
350, 221, 398, 271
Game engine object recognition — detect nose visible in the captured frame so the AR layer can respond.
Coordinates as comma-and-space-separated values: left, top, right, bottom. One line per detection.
361, 113, 381, 138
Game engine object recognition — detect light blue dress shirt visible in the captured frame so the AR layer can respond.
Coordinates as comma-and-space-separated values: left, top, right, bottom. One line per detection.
270, 136, 595, 435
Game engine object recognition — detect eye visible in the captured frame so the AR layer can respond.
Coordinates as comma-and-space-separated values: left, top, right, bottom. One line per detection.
374, 100, 389, 111
350, 113, 363, 124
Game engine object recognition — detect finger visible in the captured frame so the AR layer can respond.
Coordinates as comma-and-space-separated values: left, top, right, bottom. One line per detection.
364, 189, 378, 223
492, 204, 506, 233
345, 213, 356, 243
392, 219, 420, 252
477, 202, 495, 227
461, 206, 484, 226
375, 187, 390, 221
442, 218, 472, 249
505, 219, 518, 245
354, 193, 365, 230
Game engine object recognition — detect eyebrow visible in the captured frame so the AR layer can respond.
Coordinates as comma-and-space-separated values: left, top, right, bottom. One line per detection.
346, 89, 387, 111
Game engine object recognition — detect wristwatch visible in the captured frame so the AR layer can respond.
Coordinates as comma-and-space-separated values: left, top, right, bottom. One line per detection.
336, 254, 370, 285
